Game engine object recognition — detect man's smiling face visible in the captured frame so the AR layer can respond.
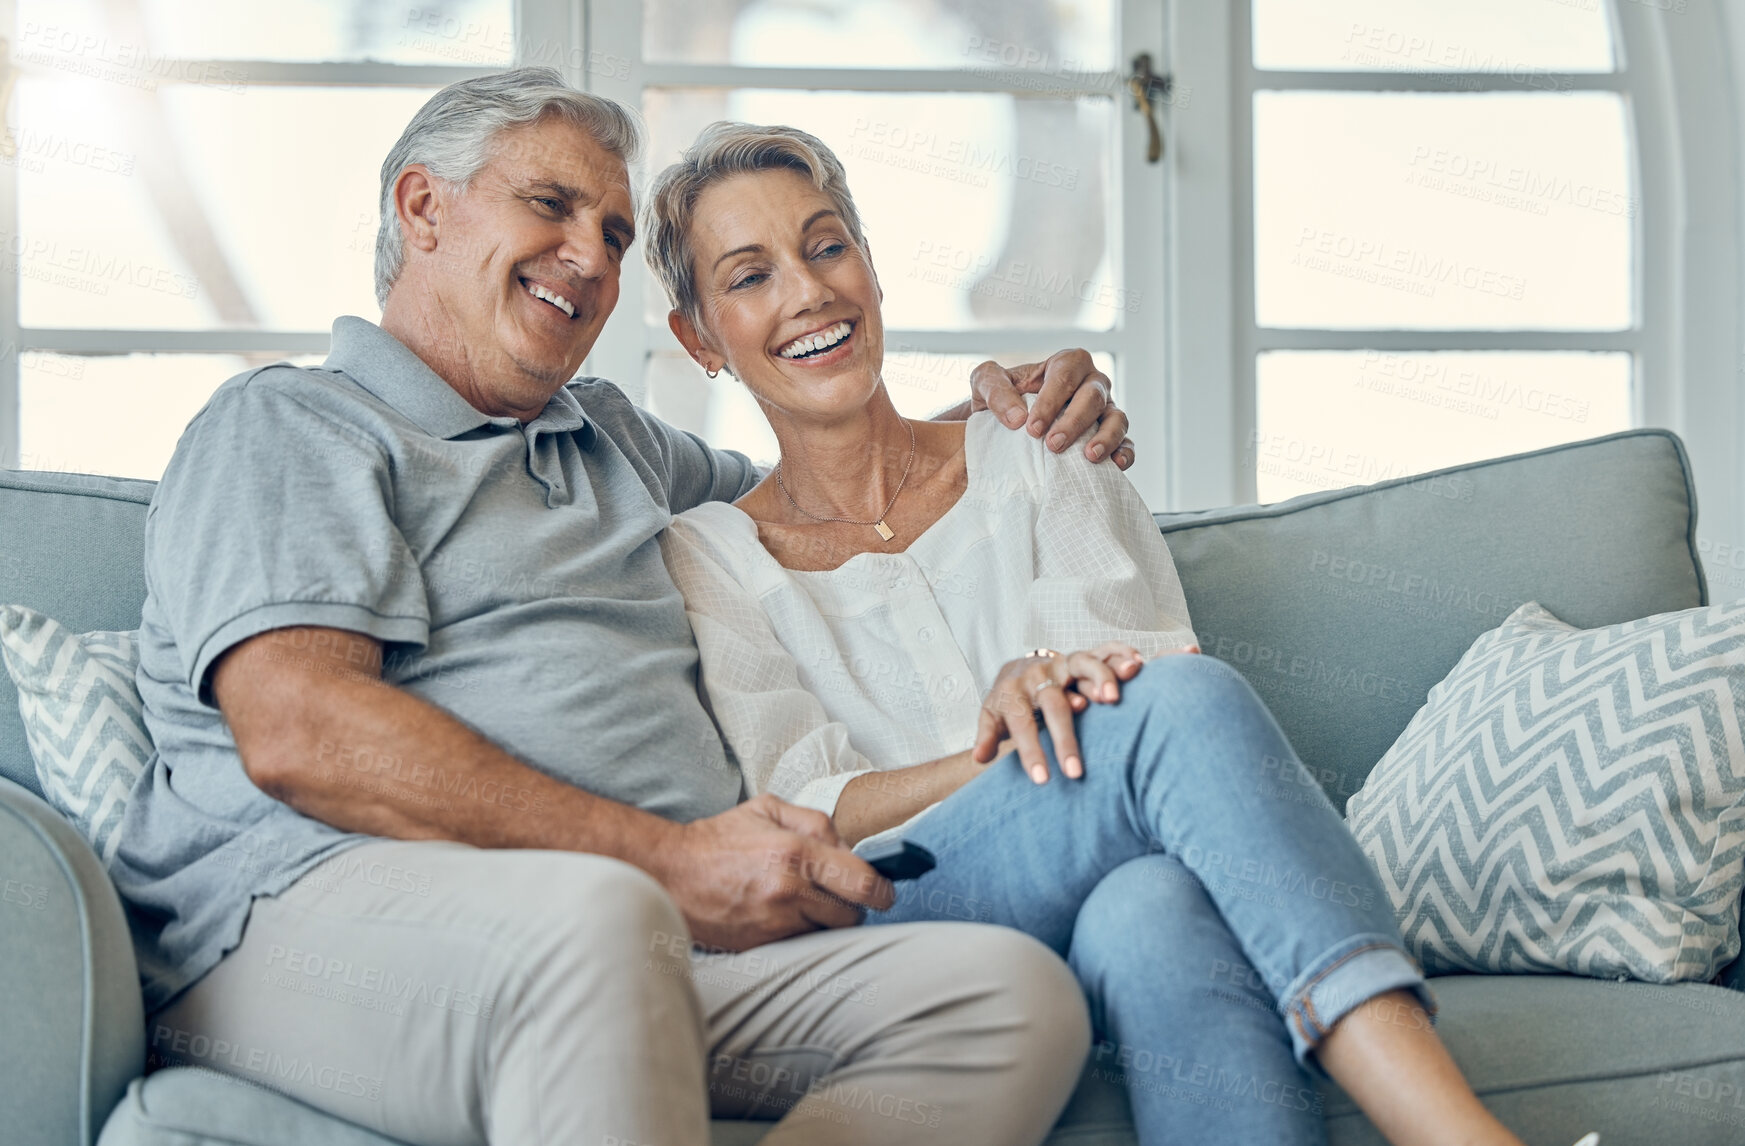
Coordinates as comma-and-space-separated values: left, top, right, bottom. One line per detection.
422, 115, 635, 418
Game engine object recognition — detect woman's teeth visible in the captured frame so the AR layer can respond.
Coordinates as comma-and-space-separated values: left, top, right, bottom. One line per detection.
524, 281, 575, 318
778, 320, 852, 359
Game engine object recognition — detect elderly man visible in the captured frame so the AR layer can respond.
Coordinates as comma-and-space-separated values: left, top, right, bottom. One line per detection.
117, 68, 1132, 1146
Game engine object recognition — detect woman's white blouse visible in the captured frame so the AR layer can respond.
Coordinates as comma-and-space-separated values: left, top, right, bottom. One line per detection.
660, 409, 1197, 820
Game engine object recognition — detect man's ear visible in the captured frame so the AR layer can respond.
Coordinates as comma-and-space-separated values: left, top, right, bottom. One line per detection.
668, 308, 724, 375
395, 165, 441, 255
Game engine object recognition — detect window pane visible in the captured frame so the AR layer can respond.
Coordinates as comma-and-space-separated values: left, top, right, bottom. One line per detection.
1254, 92, 1632, 331
643, 89, 1120, 331
20, 0, 514, 66
17, 79, 436, 330
20, 352, 322, 480
1253, 350, 1632, 503
1252, 0, 1614, 73
644, 0, 1114, 72
644, 348, 1114, 464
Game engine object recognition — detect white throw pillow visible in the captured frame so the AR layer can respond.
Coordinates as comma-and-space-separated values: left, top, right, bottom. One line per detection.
1347, 601, 1745, 983
0, 605, 149, 864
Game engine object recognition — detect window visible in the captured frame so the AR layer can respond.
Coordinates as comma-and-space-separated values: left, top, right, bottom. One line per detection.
0, 0, 528, 478
1170, 0, 1742, 533
582, 0, 1169, 501
1247, 0, 1635, 503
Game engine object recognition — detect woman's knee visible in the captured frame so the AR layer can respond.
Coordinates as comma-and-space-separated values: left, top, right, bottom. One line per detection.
1125, 650, 1255, 713
1070, 856, 1231, 984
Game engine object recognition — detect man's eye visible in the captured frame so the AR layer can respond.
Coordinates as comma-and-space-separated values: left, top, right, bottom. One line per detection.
533, 197, 563, 212
604, 231, 623, 250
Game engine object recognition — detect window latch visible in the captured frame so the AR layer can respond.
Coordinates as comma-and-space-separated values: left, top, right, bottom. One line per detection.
1127, 52, 1171, 164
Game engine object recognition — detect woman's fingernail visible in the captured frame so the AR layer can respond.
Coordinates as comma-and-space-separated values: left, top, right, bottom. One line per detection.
1104, 682, 1118, 701
1089, 444, 1105, 460
1065, 756, 1081, 776
1031, 766, 1048, 784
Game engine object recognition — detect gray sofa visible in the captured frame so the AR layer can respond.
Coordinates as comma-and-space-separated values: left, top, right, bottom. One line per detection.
3, 428, 1744, 1146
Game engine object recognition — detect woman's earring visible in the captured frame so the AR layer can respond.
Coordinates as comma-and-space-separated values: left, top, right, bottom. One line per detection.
705, 364, 721, 379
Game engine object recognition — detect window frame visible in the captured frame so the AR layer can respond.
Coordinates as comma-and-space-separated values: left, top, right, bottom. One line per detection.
1167, 0, 1742, 545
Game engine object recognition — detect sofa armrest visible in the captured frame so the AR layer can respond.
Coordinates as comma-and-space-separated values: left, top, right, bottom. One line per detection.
0, 774, 144, 1146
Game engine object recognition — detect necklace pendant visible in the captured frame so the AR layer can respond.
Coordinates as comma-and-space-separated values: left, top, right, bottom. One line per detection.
873, 519, 895, 542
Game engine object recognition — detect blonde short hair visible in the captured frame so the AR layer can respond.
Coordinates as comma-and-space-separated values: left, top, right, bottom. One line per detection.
642, 121, 867, 321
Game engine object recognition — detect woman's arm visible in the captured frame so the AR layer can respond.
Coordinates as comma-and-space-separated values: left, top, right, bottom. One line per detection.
832, 750, 983, 847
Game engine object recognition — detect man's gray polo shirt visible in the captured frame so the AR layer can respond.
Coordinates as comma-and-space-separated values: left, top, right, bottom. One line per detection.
113, 316, 759, 1013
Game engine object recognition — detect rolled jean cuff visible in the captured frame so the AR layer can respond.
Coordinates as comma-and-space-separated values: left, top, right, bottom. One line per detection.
1281, 935, 1434, 1069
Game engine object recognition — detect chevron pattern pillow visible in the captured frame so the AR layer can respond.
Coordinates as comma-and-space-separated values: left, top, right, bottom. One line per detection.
0, 605, 149, 864
1347, 601, 1745, 983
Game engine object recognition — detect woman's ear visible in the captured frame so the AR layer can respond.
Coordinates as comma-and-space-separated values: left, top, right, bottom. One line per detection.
395, 166, 441, 254
668, 309, 723, 375
864, 241, 884, 305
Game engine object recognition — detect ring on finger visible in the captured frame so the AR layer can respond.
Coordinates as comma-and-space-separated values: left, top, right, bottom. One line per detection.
1029, 678, 1061, 706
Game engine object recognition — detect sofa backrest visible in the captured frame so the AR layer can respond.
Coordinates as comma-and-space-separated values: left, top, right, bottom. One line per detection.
0, 470, 154, 795
1156, 428, 1706, 813
0, 429, 1708, 809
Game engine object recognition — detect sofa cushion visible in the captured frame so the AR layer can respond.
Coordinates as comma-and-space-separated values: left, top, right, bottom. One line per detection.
1323, 974, 1745, 1146
1348, 601, 1745, 983
1155, 430, 1705, 816
0, 606, 149, 864
0, 469, 155, 798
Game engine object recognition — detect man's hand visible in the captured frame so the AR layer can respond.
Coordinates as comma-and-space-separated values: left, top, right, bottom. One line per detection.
970, 349, 1135, 469
656, 793, 896, 952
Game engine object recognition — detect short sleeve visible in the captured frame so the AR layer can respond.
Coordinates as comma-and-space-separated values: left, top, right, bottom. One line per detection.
1028, 440, 1198, 657
145, 371, 431, 703
660, 511, 876, 815
633, 408, 761, 513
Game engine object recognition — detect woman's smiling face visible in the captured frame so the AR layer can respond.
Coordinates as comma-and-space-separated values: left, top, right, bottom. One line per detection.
676, 167, 886, 424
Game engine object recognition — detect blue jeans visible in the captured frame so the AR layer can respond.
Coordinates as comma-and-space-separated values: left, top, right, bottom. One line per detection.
863, 654, 1428, 1146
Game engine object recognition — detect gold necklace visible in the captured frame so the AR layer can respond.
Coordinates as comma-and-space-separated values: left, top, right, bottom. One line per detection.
773, 418, 916, 542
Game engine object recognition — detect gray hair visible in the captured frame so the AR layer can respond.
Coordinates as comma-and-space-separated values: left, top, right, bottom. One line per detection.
643, 121, 867, 321
373, 67, 643, 306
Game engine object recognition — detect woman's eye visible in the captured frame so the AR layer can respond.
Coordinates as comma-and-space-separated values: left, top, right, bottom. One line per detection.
730, 272, 766, 290
815, 242, 845, 258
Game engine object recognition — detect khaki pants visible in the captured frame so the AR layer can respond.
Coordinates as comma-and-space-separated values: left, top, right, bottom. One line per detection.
149, 840, 1089, 1146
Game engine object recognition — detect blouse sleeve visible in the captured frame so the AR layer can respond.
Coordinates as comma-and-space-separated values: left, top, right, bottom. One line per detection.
660, 513, 878, 816
1027, 441, 1198, 658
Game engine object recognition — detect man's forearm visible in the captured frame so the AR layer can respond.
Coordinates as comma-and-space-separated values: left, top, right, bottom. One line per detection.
217, 633, 683, 878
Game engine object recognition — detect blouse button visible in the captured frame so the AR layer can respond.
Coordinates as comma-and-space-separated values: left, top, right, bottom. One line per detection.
919, 626, 935, 641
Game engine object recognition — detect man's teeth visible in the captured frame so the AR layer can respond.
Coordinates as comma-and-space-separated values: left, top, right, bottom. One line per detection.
525, 281, 575, 318
779, 321, 852, 359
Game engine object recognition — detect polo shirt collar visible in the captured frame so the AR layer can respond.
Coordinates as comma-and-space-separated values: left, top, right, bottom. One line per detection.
324, 316, 589, 442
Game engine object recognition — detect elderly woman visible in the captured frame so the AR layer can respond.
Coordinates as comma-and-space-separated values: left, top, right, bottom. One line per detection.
646, 123, 1587, 1146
